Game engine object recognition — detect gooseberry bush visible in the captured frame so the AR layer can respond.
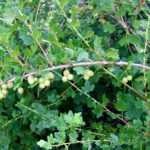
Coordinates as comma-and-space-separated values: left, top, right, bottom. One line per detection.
0, 0, 150, 149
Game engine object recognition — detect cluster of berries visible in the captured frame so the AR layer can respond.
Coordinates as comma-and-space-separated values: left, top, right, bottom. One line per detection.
62, 70, 74, 82
37, 72, 54, 89
83, 70, 94, 80
0, 81, 13, 99
0, 70, 95, 100
122, 75, 132, 84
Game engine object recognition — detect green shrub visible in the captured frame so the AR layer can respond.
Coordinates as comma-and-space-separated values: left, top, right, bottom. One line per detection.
0, 0, 150, 149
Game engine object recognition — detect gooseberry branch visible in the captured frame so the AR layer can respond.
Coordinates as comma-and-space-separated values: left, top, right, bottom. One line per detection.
7, 61, 150, 83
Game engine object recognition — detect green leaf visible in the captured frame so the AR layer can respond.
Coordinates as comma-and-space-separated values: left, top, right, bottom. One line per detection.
94, 36, 102, 51
19, 27, 34, 45
114, 99, 126, 111
60, 0, 69, 7
115, 92, 127, 112
133, 20, 141, 29
2, 12, 15, 24
73, 113, 84, 125
77, 51, 89, 61
82, 81, 95, 93
106, 48, 119, 60
92, 104, 103, 118
37, 140, 52, 150
54, 132, 66, 144
103, 22, 116, 33
84, 31, 94, 39
73, 67, 85, 75
110, 134, 118, 143
69, 131, 78, 143
119, 35, 141, 46
67, 19, 80, 28
64, 111, 74, 125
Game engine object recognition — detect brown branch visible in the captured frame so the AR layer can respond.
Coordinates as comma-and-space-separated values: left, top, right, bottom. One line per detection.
8, 61, 150, 83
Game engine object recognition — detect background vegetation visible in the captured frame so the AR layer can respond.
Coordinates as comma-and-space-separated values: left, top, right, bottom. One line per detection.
0, 0, 150, 149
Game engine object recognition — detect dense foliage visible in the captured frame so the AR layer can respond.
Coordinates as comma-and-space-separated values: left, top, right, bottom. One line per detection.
0, 0, 150, 149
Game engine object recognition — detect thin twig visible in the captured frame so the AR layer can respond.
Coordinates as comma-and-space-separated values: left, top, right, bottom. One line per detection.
35, 0, 41, 22
24, 22, 53, 66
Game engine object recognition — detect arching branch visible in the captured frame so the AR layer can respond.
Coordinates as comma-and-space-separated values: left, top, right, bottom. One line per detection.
8, 61, 150, 82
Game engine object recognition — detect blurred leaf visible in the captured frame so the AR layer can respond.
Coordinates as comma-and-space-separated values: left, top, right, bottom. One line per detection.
103, 22, 116, 33
106, 48, 119, 60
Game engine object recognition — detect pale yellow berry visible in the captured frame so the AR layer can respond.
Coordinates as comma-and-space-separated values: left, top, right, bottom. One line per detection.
2, 89, 8, 96
39, 77, 44, 83
39, 83, 45, 89
86, 70, 94, 77
83, 75, 90, 80
67, 74, 74, 81
27, 76, 33, 81
28, 76, 35, 85
7, 81, 13, 89
1, 84, 7, 90
122, 77, 128, 84
0, 92, 4, 99
88, 5, 94, 10
62, 76, 68, 82
48, 72, 54, 80
63, 70, 70, 76
44, 79, 50, 87
18, 87, 24, 94
127, 75, 132, 81
34, 77, 38, 82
